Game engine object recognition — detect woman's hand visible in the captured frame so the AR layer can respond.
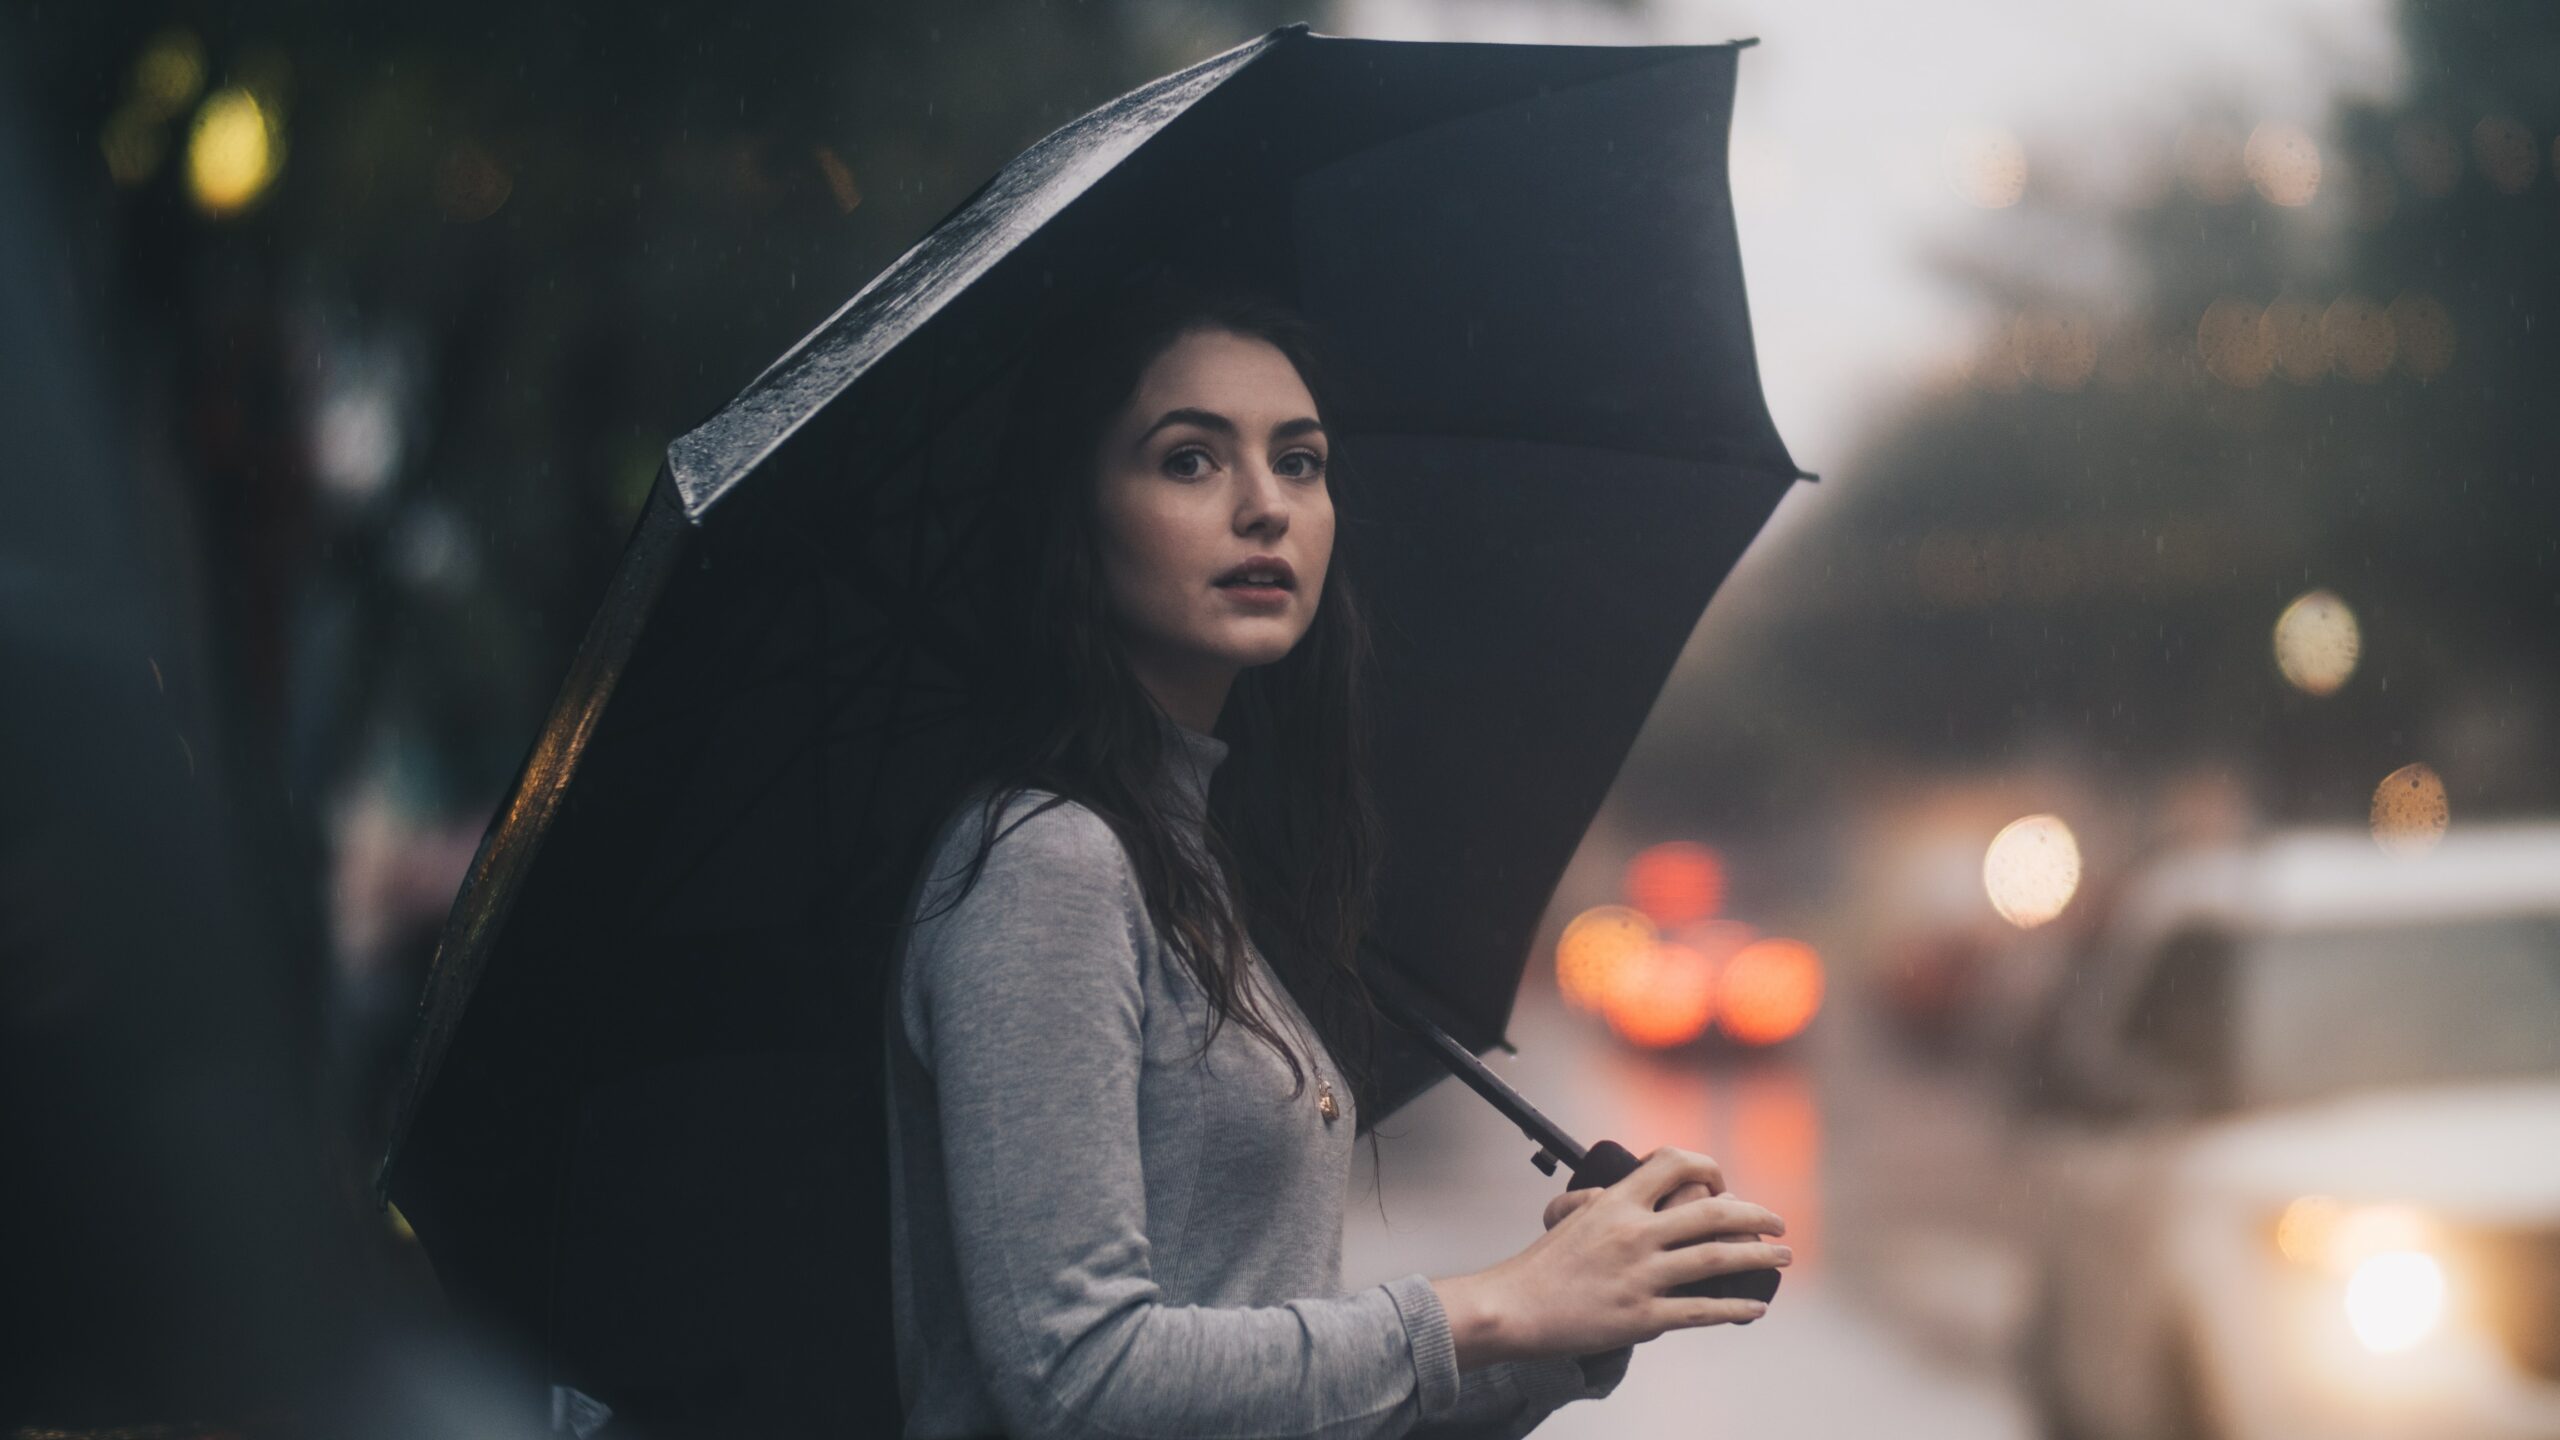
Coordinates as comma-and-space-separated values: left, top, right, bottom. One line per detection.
1433, 1147, 1790, 1369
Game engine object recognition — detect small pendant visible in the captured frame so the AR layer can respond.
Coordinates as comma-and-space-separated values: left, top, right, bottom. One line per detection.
1317, 1076, 1339, 1121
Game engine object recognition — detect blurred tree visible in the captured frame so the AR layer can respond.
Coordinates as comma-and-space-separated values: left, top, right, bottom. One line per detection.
16, 0, 1313, 1142
6, 2, 1313, 1426
1635, 0, 2560, 857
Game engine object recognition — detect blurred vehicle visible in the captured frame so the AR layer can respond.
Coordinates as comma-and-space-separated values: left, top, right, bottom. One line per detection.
2009, 822, 2560, 1440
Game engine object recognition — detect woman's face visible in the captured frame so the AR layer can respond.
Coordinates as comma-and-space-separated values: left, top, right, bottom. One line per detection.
1092, 326, 1334, 714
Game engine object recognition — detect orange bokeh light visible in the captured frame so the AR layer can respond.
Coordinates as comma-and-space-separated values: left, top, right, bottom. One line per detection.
1556, 905, 1656, 1012
1624, 841, 1726, 927
1600, 940, 1718, 1049
1717, 938, 1825, 1046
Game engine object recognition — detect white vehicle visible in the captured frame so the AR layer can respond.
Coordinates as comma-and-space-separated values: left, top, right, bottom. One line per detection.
2010, 821, 2560, 1440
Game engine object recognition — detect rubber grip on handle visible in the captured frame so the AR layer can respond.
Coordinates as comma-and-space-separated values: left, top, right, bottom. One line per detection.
1566, 1139, 1784, 1313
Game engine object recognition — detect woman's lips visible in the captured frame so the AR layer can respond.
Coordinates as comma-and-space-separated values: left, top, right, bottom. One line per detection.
1215, 581, 1291, 608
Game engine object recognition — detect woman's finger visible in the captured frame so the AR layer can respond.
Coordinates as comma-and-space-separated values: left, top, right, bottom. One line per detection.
1655, 1179, 1716, 1211
1649, 1193, 1786, 1244
1656, 1237, 1794, 1287
1542, 1188, 1601, 1231
1660, 1296, 1773, 1330
1619, 1146, 1726, 1208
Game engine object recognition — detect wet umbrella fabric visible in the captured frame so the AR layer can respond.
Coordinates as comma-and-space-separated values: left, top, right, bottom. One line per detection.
381, 24, 1806, 1436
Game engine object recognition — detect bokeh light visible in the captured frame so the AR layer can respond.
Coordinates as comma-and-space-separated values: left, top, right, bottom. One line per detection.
187, 86, 281, 216
135, 28, 207, 116
435, 141, 514, 222
2370, 764, 2449, 855
1983, 813, 2081, 928
2244, 122, 2321, 206
1943, 125, 2027, 208
2272, 588, 2359, 695
2274, 1194, 2346, 1265
812, 145, 864, 213
1557, 905, 1655, 1012
2259, 296, 2329, 382
1601, 938, 1719, 1049
2020, 310, 2097, 391
101, 103, 168, 186
2322, 295, 2396, 382
1624, 841, 1725, 927
2345, 1252, 2446, 1353
2387, 291, 2455, 378
2470, 116, 2539, 194
2197, 296, 2273, 387
1716, 938, 1825, 1046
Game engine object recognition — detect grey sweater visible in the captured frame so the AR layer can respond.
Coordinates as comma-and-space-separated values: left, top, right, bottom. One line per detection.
883, 709, 1629, 1440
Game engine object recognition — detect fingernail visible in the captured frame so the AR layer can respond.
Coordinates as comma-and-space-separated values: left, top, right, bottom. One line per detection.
1777, 1247, 1794, 1262
1746, 1301, 1770, 1316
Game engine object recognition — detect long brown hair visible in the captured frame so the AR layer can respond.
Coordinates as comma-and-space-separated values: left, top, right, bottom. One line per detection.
914, 273, 1391, 1123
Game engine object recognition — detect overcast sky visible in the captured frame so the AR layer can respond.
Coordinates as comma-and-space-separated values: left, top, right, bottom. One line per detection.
1341, 0, 2402, 503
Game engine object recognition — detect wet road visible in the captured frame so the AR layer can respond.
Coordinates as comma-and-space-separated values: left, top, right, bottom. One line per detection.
1341, 981, 2038, 1438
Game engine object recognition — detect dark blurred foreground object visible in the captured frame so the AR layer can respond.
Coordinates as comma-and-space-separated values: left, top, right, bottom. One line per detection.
0, 22, 548, 1440
381, 23, 1806, 1436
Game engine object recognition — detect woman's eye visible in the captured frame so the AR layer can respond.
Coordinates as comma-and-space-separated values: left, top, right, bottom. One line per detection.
1277, 449, 1328, 480
1163, 446, 1213, 480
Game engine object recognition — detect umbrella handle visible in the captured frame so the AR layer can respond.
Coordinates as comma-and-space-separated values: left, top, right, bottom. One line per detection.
1563, 1139, 1784, 1313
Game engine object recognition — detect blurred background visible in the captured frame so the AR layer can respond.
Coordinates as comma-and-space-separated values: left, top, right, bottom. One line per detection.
6, 0, 2556, 1436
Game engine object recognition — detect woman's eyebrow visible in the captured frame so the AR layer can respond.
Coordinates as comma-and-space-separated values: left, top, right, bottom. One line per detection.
1138, 407, 1234, 444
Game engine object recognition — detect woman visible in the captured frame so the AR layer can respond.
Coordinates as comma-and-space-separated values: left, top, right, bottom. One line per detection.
882, 275, 1791, 1440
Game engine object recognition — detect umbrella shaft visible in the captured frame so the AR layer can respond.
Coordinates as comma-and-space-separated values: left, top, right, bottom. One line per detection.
1373, 987, 1587, 1170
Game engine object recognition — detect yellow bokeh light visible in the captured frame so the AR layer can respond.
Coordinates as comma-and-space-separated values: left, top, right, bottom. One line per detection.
2272, 588, 2359, 695
2244, 122, 2321, 207
2370, 764, 2449, 856
2328, 1203, 2438, 1266
134, 28, 207, 118
2274, 1194, 2345, 1265
188, 87, 282, 217
1984, 814, 2081, 928
101, 102, 167, 186
1943, 126, 2027, 208
1557, 905, 1655, 1013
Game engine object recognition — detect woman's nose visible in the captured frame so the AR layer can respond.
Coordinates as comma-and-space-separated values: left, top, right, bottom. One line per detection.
1236, 463, 1290, 537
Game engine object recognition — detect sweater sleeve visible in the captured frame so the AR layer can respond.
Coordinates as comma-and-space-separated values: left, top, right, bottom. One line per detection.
1406, 1346, 1633, 1440
904, 795, 1466, 1440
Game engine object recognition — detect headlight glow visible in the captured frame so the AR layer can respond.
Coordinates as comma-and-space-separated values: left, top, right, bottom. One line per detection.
2342, 1250, 2445, 1353
2271, 1198, 2455, 1357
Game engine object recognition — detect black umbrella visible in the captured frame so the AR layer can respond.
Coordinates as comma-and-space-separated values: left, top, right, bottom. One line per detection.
381, 23, 1807, 1435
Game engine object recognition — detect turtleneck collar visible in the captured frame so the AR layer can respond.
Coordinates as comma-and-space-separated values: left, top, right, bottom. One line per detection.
1147, 703, 1229, 842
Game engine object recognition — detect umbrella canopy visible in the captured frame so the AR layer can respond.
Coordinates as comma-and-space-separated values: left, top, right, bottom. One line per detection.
381, 23, 1805, 1434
